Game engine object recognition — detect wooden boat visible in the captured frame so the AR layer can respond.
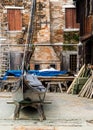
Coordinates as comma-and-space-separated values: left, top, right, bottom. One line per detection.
11, 73, 46, 121
12, 74, 46, 103
23, 74, 46, 102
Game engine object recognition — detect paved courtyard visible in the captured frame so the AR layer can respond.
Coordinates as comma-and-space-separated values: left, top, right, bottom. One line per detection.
0, 92, 93, 130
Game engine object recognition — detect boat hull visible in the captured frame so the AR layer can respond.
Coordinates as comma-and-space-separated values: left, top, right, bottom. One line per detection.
12, 74, 46, 102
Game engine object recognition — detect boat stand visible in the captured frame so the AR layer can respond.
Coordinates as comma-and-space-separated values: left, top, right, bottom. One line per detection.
13, 100, 46, 121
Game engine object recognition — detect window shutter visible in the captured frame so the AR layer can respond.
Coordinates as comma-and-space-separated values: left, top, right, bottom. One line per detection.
7, 10, 15, 30
7, 9, 22, 31
65, 8, 79, 29
65, 8, 73, 28
15, 10, 22, 30
73, 9, 79, 28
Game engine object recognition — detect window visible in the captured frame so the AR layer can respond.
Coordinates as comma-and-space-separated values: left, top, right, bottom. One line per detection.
7, 9, 22, 31
34, 64, 40, 70
70, 54, 77, 72
65, 8, 79, 29
50, 64, 56, 69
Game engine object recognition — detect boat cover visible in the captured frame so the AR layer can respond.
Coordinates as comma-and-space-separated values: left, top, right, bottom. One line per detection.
28, 70, 67, 76
2, 69, 67, 80
24, 74, 46, 92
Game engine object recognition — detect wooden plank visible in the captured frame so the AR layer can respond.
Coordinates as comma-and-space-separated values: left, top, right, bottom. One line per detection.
3, 76, 74, 83
7, 9, 15, 30
15, 9, 22, 30
38, 76, 74, 82
78, 77, 92, 97
7, 100, 52, 104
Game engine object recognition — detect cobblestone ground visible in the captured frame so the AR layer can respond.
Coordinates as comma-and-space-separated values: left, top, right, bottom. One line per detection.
0, 92, 93, 130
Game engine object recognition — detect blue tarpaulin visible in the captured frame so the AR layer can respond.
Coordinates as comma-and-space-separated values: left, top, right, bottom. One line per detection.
2, 70, 22, 80
28, 70, 67, 76
2, 69, 67, 80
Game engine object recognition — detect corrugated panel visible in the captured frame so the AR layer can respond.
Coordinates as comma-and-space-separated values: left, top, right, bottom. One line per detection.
10, 52, 23, 70
7, 9, 22, 31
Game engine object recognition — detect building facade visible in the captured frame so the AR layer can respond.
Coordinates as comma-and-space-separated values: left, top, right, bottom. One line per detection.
0, 0, 79, 74
74, 0, 93, 67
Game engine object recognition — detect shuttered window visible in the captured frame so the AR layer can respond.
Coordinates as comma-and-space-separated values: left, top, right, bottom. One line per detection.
7, 9, 22, 31
65, 8, 79, 29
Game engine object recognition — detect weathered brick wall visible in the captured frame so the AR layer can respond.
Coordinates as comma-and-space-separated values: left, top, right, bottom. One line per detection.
30, 0, 62, 70
1, 0, 23, 6
1, 0, 74, 44
0, 0, 74, 70
35, 0, 50, 43
50, 1, 63, 43
50, 0, 73, 43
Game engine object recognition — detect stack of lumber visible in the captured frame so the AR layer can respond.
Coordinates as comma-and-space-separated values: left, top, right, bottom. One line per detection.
78, 76, 93, 98
67, 64, 91, 95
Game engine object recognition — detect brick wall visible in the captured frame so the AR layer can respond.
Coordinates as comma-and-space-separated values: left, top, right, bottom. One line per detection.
0, 0, 74, 70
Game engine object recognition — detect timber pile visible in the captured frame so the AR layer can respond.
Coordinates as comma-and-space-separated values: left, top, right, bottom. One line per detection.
78, 76, 93, 98
67, 64, 92, 95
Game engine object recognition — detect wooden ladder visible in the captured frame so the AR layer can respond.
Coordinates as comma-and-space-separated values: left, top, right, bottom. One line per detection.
0, 44, 10, 77
0, 4, 10, 78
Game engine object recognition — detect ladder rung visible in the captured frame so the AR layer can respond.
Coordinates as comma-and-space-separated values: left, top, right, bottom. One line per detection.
1, 51, 9, 53
1, 60, 10, 62
1, 62, 10, 64
0, 68, 8, 70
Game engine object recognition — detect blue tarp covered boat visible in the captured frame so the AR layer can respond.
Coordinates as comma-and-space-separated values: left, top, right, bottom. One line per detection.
2, 69, 67, 80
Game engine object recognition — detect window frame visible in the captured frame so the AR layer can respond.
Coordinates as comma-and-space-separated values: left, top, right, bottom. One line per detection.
5, 6, 23, 32
65, 8, 78, 29
63, 5, 79, 31
70, 54, 77, 72
34, 64, 40, 70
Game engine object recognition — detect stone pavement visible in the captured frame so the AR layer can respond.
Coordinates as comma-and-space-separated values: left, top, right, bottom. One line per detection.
0, 92, 93, 130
